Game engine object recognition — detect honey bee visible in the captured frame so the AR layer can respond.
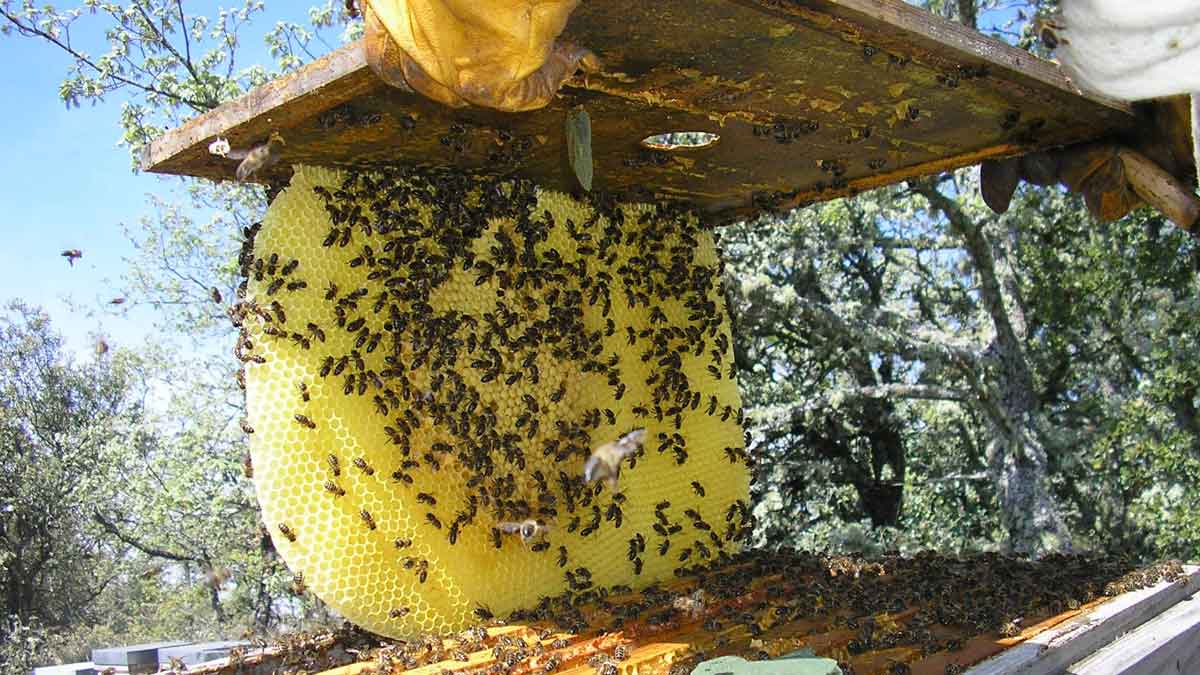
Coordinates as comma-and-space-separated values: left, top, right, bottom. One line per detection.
426, 512, 442, 529
390, 607, 410, 619
474, 604, 495, 620
583, 428, 646, 492
277, 523, 296, 542
323, 481, 345, 496
240, 419, 255, 434
235, 132, 285, 181
557, 545, 568, 567
691, 481, 705, 497
394, 537, 412, 548
353, 457, 375, 476
294, 414, 316, 429
326, 454, 341, 476
360, 508, 377, 530
499, 519, 551, 544
306, 322, 326, 342
289, 573, 306, 594
297, 382, 310, 402
417, 492, 437, 505
242, 454, 254, 478
61, 249, 83, 266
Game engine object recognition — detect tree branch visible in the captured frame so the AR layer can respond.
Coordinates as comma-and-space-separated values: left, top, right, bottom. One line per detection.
792, 295, 980, 370
91, 508, 200, 564
843, 383, 971, 402
0, 9, 211, 112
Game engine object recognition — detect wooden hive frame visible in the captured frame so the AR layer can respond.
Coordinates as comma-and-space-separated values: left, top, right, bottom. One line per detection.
142, 0, 1156, 224
181, 553, 1199, 675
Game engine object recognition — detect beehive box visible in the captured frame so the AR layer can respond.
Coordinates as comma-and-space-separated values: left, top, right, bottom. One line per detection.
144, 1, 1198, 673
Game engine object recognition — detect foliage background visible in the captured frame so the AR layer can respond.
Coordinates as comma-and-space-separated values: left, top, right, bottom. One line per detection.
0, 0, 1196, 670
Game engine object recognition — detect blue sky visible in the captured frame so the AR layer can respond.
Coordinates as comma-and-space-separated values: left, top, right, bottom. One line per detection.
0, 31, 156, 354
0, 6, 338, 357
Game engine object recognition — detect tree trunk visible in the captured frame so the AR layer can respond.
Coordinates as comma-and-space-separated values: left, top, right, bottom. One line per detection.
915, 179, 1072, 556
985, 415, 1071, 556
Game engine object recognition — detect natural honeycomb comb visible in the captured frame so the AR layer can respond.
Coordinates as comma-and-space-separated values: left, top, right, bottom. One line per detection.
236, 165, 750, 638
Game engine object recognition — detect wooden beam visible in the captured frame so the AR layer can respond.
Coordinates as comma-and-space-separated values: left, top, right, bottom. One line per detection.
142, 0, 1139, 223
1066, 588, 1200, 675
966, 566, 1200, 675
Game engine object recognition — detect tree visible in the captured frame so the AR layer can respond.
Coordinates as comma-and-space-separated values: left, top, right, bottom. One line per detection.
0, 0, 359, 650
0, 302, 140, 630
726, 163, 1199, 559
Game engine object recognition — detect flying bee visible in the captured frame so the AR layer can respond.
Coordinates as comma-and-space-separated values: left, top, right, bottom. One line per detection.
499, 519, 550, 544
353, 457, 375, 476
583, 428, 646, 492
228, 130, 282, 182
277, 523, 296, 542
359, 509, 376, 530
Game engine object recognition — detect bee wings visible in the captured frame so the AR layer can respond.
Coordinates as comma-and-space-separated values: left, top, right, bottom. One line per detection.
497, 521, 525, 534
612, 428, 647, 457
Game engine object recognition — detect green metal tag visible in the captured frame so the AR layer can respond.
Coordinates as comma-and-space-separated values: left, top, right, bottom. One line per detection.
565, 108, 593, 192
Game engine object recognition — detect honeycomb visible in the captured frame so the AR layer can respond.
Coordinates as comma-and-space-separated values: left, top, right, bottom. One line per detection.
236, 165, 750, 638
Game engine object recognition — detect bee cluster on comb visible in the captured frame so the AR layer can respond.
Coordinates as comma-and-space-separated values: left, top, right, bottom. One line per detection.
185, 551, 1188, 675
231, 165, 751, 637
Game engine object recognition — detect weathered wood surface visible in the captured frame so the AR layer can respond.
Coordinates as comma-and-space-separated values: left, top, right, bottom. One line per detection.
1067, 588, 1200, 675
142, 0, 1141, 223
967, 565, 1200, 675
